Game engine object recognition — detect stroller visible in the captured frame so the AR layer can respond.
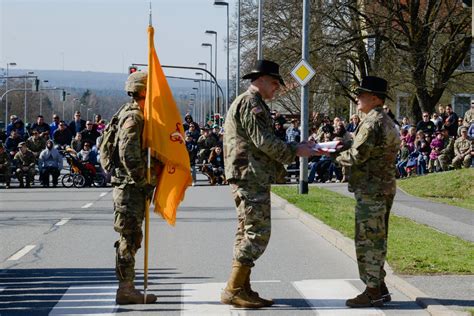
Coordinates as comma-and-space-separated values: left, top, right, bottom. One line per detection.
61, 151, 105, 188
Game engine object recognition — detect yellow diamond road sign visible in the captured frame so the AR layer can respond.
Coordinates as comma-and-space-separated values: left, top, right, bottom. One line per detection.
291, 59, 315, 86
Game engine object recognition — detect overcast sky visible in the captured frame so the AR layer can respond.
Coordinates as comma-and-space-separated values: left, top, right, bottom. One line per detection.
1, 0, 237, 79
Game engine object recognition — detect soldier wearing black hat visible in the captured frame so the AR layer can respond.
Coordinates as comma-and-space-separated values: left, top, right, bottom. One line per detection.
221, 60, 315, 308
335, 76, 400, 308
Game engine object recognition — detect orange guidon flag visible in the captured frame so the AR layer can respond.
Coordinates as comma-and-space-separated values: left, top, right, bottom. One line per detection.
143, 25, 191, 226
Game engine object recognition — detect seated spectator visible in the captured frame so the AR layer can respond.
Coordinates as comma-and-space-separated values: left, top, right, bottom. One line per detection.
396, 139, 410, 178
69, 111, 87, 136
431, 112, 443, 132
5, 129, 24, 159
80, 120, 101, 145
26, 130, 46, 158
414, 131, 430, 175
185, 122, 200, 142
463, 101, 474, 127
401, 116, 411, 131
31, 115, 51, 138
6, 115, 25, 138
457, 117, 465, 136
416, 112, 436, 136
78, 142, 97, 186
14, 142, 36, 188
204, 146, 226, 185
53, 121, 73, 148
0, 143, 12, 188
183, 114, 195, 132
315, 116, 335, 142
286, 119, 301, 143
49, 114, 61, 137
443, 104, 459, 138
452, 127, 472, 169
405, 127, 417, 152
274, 122, 286, 141
438, 128, 455, 171
185, 134, 198, 185
38, 140, 63, 187
308, 126, 319, 142
197, 127, 219, 164
71, 133, 83, 152
346, 114, 360, 134
96, 119, 106, 134
428, 132, 444, 172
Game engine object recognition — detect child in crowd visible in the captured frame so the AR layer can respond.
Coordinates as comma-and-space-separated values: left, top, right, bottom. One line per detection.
397, 139, 410, 178
429, 132, 444, 172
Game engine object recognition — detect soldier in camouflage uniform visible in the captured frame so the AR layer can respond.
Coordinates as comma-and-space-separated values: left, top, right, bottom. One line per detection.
462, 101, 474, 127
221, 60, 314, 308
111, 71, 158, 305
452, 127, 472, 169
335, 76, 400, 308
26, 130, 46, 158
14, 142, 36, 188
438, 127, 454, 171
0, 143, 11, 188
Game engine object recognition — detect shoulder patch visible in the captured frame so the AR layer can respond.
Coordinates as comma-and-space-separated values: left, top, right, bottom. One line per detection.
251, 106, 263, 115
122, 117, 136, 129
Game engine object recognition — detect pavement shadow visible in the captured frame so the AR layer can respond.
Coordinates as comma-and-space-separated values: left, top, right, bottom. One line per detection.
0, 268, 204, 315
417, 297, 474, 307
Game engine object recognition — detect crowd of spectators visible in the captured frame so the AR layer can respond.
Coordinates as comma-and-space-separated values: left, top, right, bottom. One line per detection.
0, 111, 106, 188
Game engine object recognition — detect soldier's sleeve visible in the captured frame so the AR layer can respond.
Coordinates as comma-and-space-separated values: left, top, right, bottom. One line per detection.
241, 98, 297, 164
454, 140, 461, 156
336, 123, 375, 167
118, 113, 145, 186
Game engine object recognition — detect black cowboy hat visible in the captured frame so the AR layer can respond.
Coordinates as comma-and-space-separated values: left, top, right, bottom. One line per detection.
355, 76, 392, 100
242, 59, 285, 86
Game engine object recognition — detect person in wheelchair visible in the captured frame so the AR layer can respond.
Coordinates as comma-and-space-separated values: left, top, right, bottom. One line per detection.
0, 143, 12, 188
38, 139, 63, 187
14, 142, 36, 188
77, 141, 97, 186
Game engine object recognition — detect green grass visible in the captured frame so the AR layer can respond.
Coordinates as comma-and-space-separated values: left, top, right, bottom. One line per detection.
397, 168, 474, 211
272, 185, 474, 275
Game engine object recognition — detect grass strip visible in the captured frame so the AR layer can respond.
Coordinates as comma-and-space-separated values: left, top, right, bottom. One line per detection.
272, 185, 474, 275
397, 168, 474, 211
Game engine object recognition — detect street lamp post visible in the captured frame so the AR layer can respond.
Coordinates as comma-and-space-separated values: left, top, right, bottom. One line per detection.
195, 73, 204, 124
257, 0, 264, 59
5, 62, 16, 128
205, 30, 218, 115
86, 108, 92, 121
236, 0, 241, 96
201, 43, 215, 113
39, 80, 49, 116
198, 62, 211, 120
24, 71, 35, 123
214, 0, 230, 113
192, 86, 199, 123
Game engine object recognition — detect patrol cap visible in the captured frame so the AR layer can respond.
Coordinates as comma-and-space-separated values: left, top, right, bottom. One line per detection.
460, 126, 468, 132
125, 71, 148, 94
18, 141, 26, 148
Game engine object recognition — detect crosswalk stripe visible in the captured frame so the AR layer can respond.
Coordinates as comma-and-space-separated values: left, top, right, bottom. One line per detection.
55, 218, 71, 226
293, 279, 385, 315
81, 202, 93, 209
100, 192, 108, 197
181, 282, 245, 315
49, 285, 118, 315
7, 245, 36, 261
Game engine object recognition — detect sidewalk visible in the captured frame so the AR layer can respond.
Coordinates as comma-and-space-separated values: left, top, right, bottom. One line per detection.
284, 182, 474, 314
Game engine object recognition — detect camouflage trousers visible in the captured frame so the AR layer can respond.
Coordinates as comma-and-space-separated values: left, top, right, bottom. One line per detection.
354, 192, 394, 288
113, 184, 146, 282
231, 181, 271, 267
452, 155, 471, 169
438, 153, 453, 171
0, 166, 11, 183
16, 167, 35, 185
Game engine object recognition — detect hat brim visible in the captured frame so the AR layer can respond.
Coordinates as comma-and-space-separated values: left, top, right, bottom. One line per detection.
355, 87, 392, 101
242, 72, 285, 86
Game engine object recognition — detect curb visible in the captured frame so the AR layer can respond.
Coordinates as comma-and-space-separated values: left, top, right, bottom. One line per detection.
271, 192, 469, 316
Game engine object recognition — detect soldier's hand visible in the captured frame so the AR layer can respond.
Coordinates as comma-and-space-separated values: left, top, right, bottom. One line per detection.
296, 142, 315, 157
142, 184, 155, 200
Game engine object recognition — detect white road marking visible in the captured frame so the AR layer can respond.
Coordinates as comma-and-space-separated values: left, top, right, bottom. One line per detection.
181, 282, 245, 315
81, 202, 93, 209
99, 192, 108, 197
55, 218, 71, 226
251, 280, 281, 283
293, 279, 385, 315
7, 245, 36, 261
49, 285, 118, 315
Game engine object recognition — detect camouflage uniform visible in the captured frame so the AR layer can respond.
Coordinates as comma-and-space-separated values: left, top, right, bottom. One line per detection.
26, 136, 46, 157
438, 137, 454, 171
336, 106, 399, 288
463, 109, 474, 127
14, 149, 36, 186
452, 137, 472, 169
111, 101, 157, 283
197, 133, 219, 162
224, 87, 297, 266
0, 150, 11, 186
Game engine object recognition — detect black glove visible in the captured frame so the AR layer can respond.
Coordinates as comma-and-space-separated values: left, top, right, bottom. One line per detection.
140, 184, 155, 200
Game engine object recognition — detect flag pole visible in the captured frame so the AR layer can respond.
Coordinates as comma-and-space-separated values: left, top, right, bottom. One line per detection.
144, 0, 152, 304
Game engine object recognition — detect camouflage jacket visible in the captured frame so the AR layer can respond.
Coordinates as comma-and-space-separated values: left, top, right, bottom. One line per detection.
223, 87, 297, 184
0, 151, 10, 168
26, 136, 46, 154
463, 109, 474, 127
111, 101, 157, 188
14, 149, 36, 168
336, 106, 400, 195
454, 137, 472, 157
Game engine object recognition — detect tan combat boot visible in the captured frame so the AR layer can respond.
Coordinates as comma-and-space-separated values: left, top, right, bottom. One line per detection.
244, 268, 274, 307
116, 281, 157, 305
221, 262, 266, 308
346, 287, 384, 308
